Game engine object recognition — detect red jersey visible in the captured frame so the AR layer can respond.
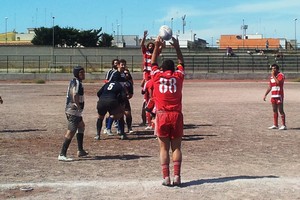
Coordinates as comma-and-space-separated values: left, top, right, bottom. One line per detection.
142, 79, 154, 102
151, 64, 184, 112
269, 72, 284, 99
142, 46, 152, 71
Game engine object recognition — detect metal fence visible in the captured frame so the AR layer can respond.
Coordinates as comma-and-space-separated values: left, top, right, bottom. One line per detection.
0, 53, 299, 74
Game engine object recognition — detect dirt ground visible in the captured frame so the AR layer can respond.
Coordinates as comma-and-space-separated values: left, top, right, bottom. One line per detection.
0, 79, 299, 200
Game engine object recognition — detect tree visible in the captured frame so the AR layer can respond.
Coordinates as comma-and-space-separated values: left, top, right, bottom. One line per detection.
31, 26, 109, 47
78, 28, 102, 47
99, 33, 114, 47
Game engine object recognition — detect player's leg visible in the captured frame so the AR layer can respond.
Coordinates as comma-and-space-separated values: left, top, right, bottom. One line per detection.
171, 137, 182, 186
278, 101, 286, 129
270, 102, 279, 129
76, 119, 88, 157
58, 114, 78, 161
158, 137, 171, 186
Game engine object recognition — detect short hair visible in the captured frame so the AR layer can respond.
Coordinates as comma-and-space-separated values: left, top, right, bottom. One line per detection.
111, 59, 119, 66
271, 63, 280, 70
119, 59, 126, 65
161, 59, 175, 72
146, 42, 155, 49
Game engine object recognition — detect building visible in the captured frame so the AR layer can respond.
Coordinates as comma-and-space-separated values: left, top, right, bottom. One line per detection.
219, 34, 287, 50
0, 28, 34, 45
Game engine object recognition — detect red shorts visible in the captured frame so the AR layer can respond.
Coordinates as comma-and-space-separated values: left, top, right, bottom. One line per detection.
155, 111, 183, 139
143, 71, 151, 81
271, 97, 283, 105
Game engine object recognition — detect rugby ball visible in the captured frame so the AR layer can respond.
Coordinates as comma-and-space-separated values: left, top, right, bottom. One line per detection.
159, 25, 173, 41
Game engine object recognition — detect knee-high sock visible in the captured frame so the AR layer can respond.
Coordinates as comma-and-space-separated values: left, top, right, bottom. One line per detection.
76, 132, 84, 151
60, 138, 72, 156
161, 163, 170, 178
96, 118, 103, 135
126, 115, 132, 130
106, 117, 113, 129
173, 161, 181, 176
118, 118, 125, 135
281, 114, 286, 126
273, 112, 278, 126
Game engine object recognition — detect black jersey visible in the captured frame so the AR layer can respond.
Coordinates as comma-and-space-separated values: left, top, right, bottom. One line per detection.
97, 81, 127, 103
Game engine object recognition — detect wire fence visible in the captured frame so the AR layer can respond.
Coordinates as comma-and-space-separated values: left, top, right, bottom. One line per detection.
0, 53, 299, 74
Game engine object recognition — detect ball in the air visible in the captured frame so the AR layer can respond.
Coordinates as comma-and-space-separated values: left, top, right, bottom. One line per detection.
159, 25, 173, 41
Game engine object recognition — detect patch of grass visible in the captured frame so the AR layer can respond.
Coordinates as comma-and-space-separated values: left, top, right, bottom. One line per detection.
291, 77, 300, 82
20, 79, 46, 84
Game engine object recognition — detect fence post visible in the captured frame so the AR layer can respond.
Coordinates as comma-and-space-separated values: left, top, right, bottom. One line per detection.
222, 55, 225, 72
237, 56, 240, 73
38, 56, 41, 73
6, 56, 8, 73
207, 55, 210, 73
23, 56, 25, 73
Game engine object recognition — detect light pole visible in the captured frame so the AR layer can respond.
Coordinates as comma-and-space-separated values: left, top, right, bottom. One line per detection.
52, 16, 55, 64
5, 17, 8, 44
295, 18, 297, 51
211, 36, 213, 48
52, 16, 55, 48
171, 18, 173, 30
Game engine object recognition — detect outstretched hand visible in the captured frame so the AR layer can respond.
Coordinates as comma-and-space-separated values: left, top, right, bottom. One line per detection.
143, 30, 148, 38
169, 37, 180, 49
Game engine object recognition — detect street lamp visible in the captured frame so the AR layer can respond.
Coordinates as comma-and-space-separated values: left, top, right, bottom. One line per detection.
295, 18, 297, 51
52, 16, 55, 64
52, 16, 55, 48
5, 17, 8, 44
171, 18, 173, 30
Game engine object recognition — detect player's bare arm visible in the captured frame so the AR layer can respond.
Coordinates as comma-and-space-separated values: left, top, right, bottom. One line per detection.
170, 37, 184, 65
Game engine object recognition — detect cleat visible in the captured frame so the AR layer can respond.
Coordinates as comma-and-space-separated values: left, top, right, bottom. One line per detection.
103, 128, 108, 134
94, 135, 100, 140
268, 125, 278, 129
145, 126, 153, 130
279, 125, 287, 130
120, 134, 128, 140
106, 129, 113, 136
162, 177, 171, 187
173, 175, 181, 186
139, 122, 146, 127
77, 150, 89, 157
113, 121, 118, 128
128, 128, 134, 134
58, 154, 73, 162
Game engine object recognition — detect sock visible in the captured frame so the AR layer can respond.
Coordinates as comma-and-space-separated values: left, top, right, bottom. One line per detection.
107, 117, 113, 129
281, 114, 286, 126
162, 163, 170, 178
96, 118, 103, 135
126, 115, 132, 130
173, 161, 181, 177
118, 118, 125, 135
146, 112, 152, 126
76, 133, 84, 151
60, 138, 72, 156
273, 112, 278, 126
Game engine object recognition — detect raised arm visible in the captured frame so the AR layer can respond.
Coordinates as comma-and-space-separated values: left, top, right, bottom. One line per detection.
151, 36, 164, 64
140, 30, 148, 51
170, 37, 184, 65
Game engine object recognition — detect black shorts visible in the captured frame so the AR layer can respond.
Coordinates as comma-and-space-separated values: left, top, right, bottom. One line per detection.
97, 99, 123, 116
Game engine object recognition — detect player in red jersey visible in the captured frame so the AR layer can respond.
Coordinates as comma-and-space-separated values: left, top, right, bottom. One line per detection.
151, 35, 184, 187
140, 30, 162, 126
263, 63, 287, 130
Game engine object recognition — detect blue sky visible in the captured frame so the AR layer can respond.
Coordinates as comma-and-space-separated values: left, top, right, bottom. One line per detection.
1, 0, 299, 45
